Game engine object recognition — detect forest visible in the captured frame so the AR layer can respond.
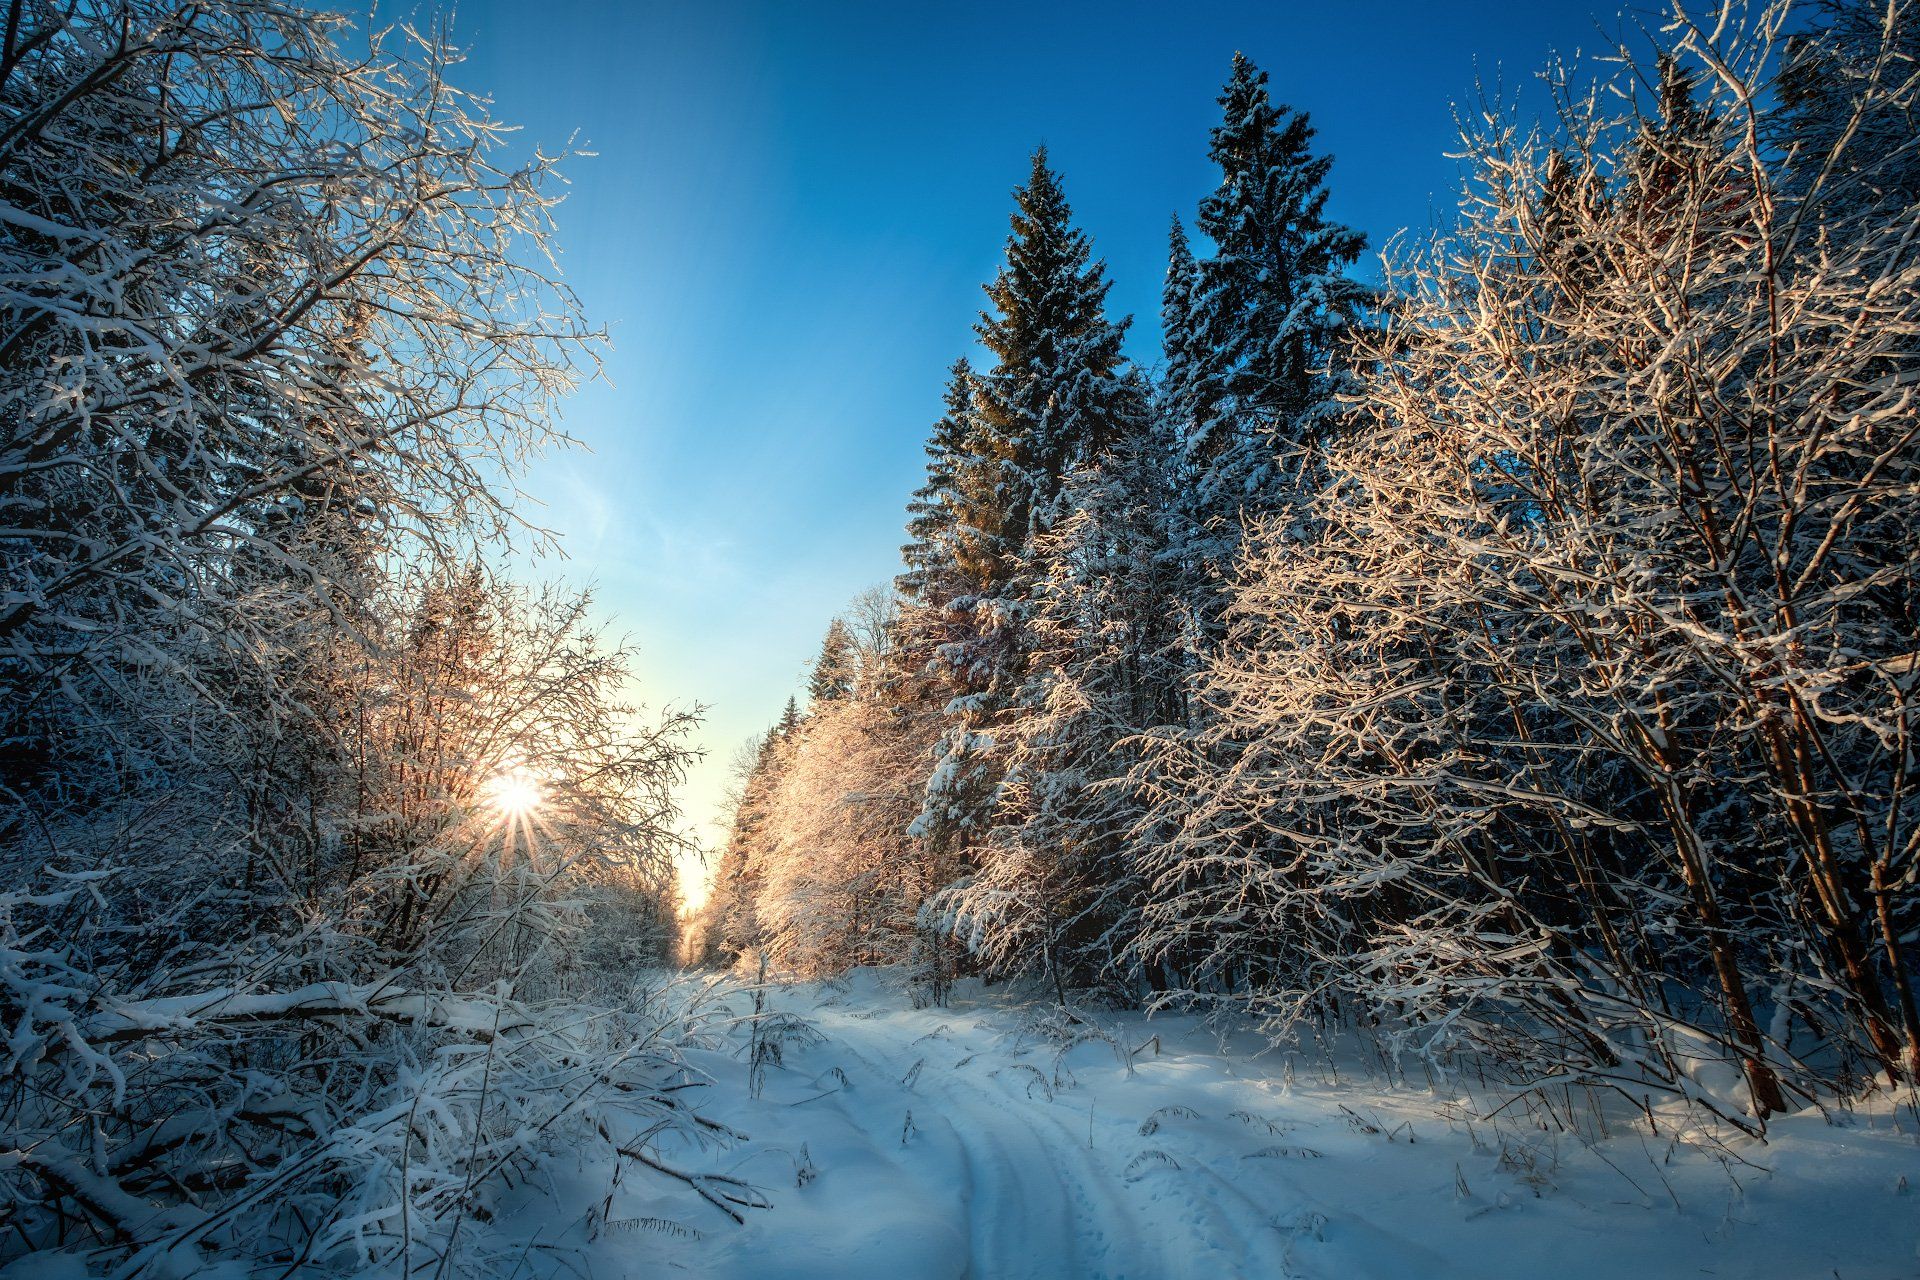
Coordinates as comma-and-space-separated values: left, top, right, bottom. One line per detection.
2, 0, 1918, 1276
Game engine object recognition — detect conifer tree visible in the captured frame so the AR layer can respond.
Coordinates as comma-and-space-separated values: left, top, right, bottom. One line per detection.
940, 371, 1184, 1000
1777, 0, 1920, 210
891, 358, 987, 714
774, 696, 803, 739
1179, 54, 1367, 647
973, 148, 1133, 554
1159, 218, 1203, 459
915, 148, 1135, 874
809, 619, 856, 706
898, 358, 979, 613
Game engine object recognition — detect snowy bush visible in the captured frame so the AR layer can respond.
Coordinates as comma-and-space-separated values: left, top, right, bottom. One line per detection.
0, 886, 728, 1276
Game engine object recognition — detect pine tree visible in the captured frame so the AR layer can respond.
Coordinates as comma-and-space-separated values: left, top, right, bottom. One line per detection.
809, 618, 857, 705
941, 371, 1185, 1000
891, 358, 987, 711
898, 358, 978, 611
914, 148, 1135, 877
1180, 54, 1367, 647
973, 147, 1133, 558
1159, 217, 1203, 456
1119, 56, 1369, 1000
774, 695, 803, 739
1157, 217, 1207, 720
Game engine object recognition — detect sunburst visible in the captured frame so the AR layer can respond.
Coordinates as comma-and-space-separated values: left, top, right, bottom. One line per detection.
482, 767, 544, 819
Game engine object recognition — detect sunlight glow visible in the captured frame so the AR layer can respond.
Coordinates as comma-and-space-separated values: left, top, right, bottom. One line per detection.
483, 768, 545, 818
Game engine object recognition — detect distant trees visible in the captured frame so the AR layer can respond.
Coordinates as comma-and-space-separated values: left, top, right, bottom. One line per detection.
701, 702, 801, 968
760, 690, 941, 979
809, 618, 857, 704
706, 597, 949, 996
354, 573, 695, 978
726, 1, 1920, 1125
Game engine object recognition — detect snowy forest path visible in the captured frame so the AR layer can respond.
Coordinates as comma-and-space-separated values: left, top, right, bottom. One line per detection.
823, 1007, 1169, 1279
661, 971, 1920, 1279
746, 976, 1316, 1280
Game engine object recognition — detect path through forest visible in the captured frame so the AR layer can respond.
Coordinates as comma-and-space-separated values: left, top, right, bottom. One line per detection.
621, 971, 1919, 1279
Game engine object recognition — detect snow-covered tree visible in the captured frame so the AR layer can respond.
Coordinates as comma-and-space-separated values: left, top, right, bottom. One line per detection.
1777, 0, 1920, 209
758, 693, 943, 979
708, 700, 807, 966
914, 149, 1135, 877
937, 379, 1184, 1002
730, 594, 957, 995
0, 1, 593, 823
1175, 54, 1368, 650
0, 5, 718, 1272
1138, 3, 1920, 1118
808, 618, 857, 706
898, 358, 981, 616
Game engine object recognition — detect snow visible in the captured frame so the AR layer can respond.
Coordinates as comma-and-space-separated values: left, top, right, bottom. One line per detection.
554, 970, 1920, 1279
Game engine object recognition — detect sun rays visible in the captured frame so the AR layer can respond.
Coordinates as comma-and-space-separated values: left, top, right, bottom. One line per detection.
483, 767, 545, 819
480, 765, 554, 859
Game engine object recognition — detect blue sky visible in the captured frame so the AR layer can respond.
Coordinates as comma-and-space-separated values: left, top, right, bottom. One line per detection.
444, 0, 1619, 900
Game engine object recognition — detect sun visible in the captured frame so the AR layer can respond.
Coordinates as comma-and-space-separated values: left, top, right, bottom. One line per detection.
482, 768, 544, 818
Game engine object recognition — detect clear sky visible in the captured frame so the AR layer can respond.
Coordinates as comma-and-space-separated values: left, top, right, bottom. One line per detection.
441, 0, 1620, 905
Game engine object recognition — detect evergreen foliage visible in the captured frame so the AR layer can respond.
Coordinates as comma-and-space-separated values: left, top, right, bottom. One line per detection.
1177, 54, 1369, 648
911, 149, 1137, 876
809, 618, 857, 705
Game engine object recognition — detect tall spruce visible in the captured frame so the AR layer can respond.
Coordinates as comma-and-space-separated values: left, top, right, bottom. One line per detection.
1179, 54, 1367, 647
1159, 218, 1203, 459
972, 148, 1133, 557
892, 357, 984, 710
914, 148, 1135, 880
942, 368, 1184, 1001
898, 358, 978, 613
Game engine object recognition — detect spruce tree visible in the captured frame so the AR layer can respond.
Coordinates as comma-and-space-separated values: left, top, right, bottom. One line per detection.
914, 148, 1136, 871
809, 619, 856, 705
944, 369, 1185, 1000
892, 358, 989, 710
898, 358, 978, 612
1180, 54, 1367, 647
1159, 217, 1203, 457
973, 147, 1133, 558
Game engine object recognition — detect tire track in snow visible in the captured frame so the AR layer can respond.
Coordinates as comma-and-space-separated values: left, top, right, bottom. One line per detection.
813, 1010, 1102, 1278
806, 997, 1299, 1280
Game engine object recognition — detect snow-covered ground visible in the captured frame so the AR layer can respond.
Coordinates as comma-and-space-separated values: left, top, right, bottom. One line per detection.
569, 970, 1918, 1279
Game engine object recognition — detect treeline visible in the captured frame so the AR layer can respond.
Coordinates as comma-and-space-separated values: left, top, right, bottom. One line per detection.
702, 1, 1920, 1122
1, 2, 705, 1273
